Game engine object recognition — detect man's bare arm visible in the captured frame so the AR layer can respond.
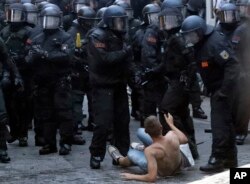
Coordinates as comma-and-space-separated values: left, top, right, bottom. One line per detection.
120, 148, 158, 182
164, 113, 188, 144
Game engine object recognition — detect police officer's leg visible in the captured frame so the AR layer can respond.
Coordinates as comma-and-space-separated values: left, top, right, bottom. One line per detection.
71, 89, 86, 145
200, 93, 237, 172
3, 84, 18, 143
55, 77, 74, 155
36, 86, 57, 155
130, 87, 141, 120
235, 77, 250, 145
113, 85, 130, 157
89, 87, 114, 169
0, 88, 10, 163
85, 82, 94, 131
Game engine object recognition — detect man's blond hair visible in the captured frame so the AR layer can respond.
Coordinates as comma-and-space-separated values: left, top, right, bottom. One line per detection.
144, 115, 162, 137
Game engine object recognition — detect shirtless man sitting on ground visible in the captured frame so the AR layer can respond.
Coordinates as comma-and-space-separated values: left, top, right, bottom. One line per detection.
107, 113, 192, 182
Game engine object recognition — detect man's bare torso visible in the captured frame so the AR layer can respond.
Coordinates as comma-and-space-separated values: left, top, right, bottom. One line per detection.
147, 131, 182, 177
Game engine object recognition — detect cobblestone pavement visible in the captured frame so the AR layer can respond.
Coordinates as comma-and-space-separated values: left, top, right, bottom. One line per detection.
0, 97, 249, 184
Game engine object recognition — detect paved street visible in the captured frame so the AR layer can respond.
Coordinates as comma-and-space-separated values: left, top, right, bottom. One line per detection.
0, 97, 249, 184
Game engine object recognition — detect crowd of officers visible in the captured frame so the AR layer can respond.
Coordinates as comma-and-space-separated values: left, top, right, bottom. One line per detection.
0, 0, 249, 174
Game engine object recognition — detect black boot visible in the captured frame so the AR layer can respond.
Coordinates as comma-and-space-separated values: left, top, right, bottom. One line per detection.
90, 156, 102, 169
7, 135, 17, 143
0, 150, 11, 163
82, 122, 94, 132
193, 107, 208, 119
188, 141, 199, 160
235, 134, 247, 145
72, 135, 86, 145
59, 144, 71, 155
39, 145, 57, 155
200, 156, 224, 172
19, 137, 28, 147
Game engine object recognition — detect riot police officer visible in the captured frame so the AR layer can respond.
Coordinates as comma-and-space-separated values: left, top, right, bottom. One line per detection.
114, 0, 142, 120
231, 0, 250, 145
162, 0, 208, 120
67, 6, 96, 142
139, 3, 166, 126
158, 6, 199, 159
0, 3, 32, 147
0, 37, 23, 163
26, 6, 75, 155
181, 15, 239, 172
88, 5, 131, 169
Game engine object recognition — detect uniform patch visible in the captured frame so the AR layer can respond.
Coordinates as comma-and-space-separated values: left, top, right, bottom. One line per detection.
26, 38, 32, 45
219, 50, 229, 60
94, 42, 106, 48
201, 60, 209, 68
147, 36, 157, 44
232, 35, 240, 43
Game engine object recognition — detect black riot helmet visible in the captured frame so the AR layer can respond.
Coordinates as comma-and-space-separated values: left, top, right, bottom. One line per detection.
236, 0, 250, 18
4, 0, 19, 14
186, 0, 204, 14
21, 0, 33, 3
36, 1, 49, 12
217, 3, 240, 24
6, 3, 26, 22
23, 2, 38, 25
142, 3, 160, 25
161, 0, 186, 18
40, 6, 61, 29
72, 0, 89, 13
96, 7, 107, 25
103, 5, 128, 33
180, 15, 213, 46
115, 1, 134, 20
158, 7, 183, 31
77, 6, 96, 30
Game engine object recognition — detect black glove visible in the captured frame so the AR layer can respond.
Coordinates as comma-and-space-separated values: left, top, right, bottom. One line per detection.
14, 77, 24, 92
31, 45, 48, 59
144, 68, 155, 80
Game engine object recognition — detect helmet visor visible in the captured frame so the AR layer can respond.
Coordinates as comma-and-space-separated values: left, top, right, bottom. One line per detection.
147, 12, 159, 25
42, 16, 60, 29
217, 10, 240, 23
6, 9, 23, 22
183, 31, 200, 46
79, 17, 98, 28
27, 12, 38, 25
112, 16, 128, 32
159, 15, 181, 31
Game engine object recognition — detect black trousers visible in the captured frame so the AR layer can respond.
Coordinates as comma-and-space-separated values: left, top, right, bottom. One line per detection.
189, 79, 202, 109
234, 76, 250, 136
0, 87, 7, 150
142, 80, 166, 126
89, 85, 130, 159
160, 81, 195, 141
34, 77, 74, 147
210, 91, 237, 158
2, 71, 33, 139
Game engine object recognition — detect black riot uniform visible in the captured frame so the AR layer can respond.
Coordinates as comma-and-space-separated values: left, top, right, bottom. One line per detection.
0, 3, 32, 147
139, 3, 167, 126
26, 6, 75, 156
67, 6, 96, 143
88, 5, 130, 169
0, 37, 22, 163
115, 1, 142, 120
181, 15, 239, 172
158, 7, 199, 159
231, 0, 250, 145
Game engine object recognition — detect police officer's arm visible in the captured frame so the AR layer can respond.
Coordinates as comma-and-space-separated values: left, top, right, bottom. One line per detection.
0, 38, 21, 79
141, 27, 164, 74
89, 34, 128, 65
214, 41, 239, 97
48, 35, 75, 64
